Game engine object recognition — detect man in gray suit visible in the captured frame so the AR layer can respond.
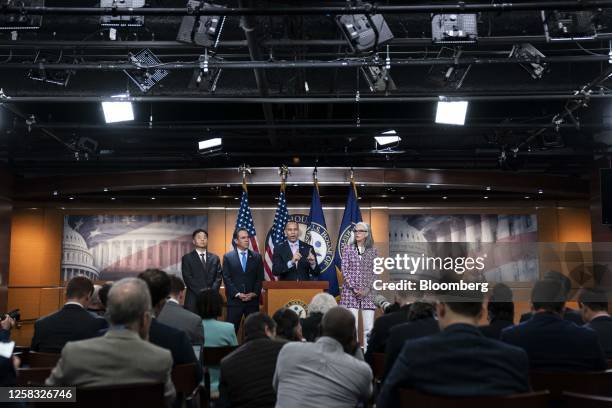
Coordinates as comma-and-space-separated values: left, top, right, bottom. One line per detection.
46, 278, 176, 406
158, 275, 204, 345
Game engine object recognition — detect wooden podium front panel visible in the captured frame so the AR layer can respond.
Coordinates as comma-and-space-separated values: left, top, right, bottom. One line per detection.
263, 281, 328, 316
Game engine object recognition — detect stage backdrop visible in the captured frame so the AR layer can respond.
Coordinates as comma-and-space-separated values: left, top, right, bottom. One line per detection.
389, 214, 539, 283
62, 215, 208, 281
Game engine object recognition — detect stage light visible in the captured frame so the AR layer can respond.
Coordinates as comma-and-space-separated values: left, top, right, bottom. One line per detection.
509, 44, 547, 79
100, 0, 145, 27
177, 1, 226, 48
375, 130, 401, 146
0, 0, 44, 31
428, 47, 471, 89
198, 137, 222, 150
336, 14, 394, 53
102, 95, 134, 123
435, 100, 468, 125
432, 14, 477, 44
125, 49, 169, 93
542, 10, 596, 41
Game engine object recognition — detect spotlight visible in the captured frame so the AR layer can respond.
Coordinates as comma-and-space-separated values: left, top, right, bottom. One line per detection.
100, 0, 145, 27
336, 13, 394, 53
124, 49, 169, 93
435, 100, 468, 126
361, 65, 396, 93
542, 10, 596, 41
198, 137, 222, 151
432, 14, 478, 44
428, 47, 471, 89
374, 130, 401, 146
102, 95, 134, 123
177, 1, 226, 48
27, 50, 73, 86
509, 44, 547, 79
0, 0, 44, 30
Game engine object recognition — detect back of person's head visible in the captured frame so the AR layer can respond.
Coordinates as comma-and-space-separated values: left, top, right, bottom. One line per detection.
438, 288, 484, 318
137, 269, 171, 308
308, 293, 338, 316
98, 282, 113, 308
487, 283, 514, 322
531, 279, 566, 313
321, 307, 356, 351
197, 289, 222, 319
579, 287, 609, 312
244, 312, 276, 341
273, 308, 301, 341
66, 275, 94, 300
169, 275, 186, 297
106, 278, 152, 326
543, 271, 572, 297
407, 301, 435, 321
88, 285, 103, 309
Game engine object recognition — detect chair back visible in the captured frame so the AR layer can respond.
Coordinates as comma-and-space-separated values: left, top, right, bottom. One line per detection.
398, 389, 549, 408
31, 383, 166, 408
202, 346, 238, 366
530, 370, 612, 398
16, 367, 52, 386
371, 352, 385, 381
27, 351, 61, 368
171, 363, 198, 394
563, 392, 612, 408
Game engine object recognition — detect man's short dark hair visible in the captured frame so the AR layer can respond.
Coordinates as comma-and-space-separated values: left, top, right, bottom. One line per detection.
197, 289, 222, 319
439, 289, 484, 318
487, 283, 514, 322
321, 307, 355, 348
273, 308, 300, 341
244, 312, 276, 342
192, 229, 208, 239
233, 227, 249, 240
407, 302, 435, 321
169, 275, 186, 295
531, 279, 566, 313
66, 276, 94, 299
543, 271, 572, 297
284, 220, 298, 229
98, 282, 113, 308
137, 269, 171, 308
579, 287, 609, 312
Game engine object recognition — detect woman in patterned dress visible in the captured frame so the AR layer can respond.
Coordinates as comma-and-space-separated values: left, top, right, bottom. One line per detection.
339, 221, 377, 351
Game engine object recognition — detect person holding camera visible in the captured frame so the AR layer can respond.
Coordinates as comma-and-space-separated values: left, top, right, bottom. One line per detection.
0, 313, 16, 342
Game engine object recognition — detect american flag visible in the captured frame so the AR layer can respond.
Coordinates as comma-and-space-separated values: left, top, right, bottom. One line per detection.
263, 187, 288, 281
234, 185, 260, 257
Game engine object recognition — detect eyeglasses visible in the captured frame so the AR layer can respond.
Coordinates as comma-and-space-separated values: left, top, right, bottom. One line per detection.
354, 229, 367, 233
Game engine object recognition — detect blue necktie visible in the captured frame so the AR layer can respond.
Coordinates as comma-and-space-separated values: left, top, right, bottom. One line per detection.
240, 251, 247, 272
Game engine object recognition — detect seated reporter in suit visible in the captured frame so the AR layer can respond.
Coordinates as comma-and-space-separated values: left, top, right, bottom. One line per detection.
272, 220, 321, 281
502, 279, 607, 372
520, 271, 583, 325
222, 228, 265, 332
579, 287, 612, 358
378, 290, 529, 408
31, 275, 107, 353
479, 283, 515, 339
181, 229, 222, 314
46, 278, 176, 406
157, 275, 204, 345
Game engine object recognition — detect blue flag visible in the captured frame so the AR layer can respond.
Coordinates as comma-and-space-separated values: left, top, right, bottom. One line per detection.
330, 183, 363, 297
305, 183, 335, 294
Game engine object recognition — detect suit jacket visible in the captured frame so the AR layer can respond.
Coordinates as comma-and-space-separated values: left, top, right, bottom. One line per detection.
46, 329, 175, 406
31, 304, 108, 353
222, 249, 264, 306
586, 315, 612, 359
157, 300, 204, 345
378, 324, 530, 408
217, 337, 286, 408
479, 319, 514, 340
272, 240, 321, 281
149, 319, 202, 383
501, 312, 607, 372
520, 307, 584, 325
182, 250, 222, 313
383, 317, 440, 378
364, 305, 411, 364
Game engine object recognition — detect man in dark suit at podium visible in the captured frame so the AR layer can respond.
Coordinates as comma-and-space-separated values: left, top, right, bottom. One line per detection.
181, 229, 222, 314
223, 228, 265, 331
272, 221, 321, 281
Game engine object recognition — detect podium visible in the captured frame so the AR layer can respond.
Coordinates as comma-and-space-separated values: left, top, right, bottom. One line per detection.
263, 281, 329, 316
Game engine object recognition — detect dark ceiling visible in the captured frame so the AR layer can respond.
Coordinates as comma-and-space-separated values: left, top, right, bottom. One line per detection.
1, 1, 612, 180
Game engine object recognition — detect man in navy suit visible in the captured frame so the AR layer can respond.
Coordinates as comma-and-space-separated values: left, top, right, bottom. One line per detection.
502, 279, 607, 372
272, 221, 320, 281
223, 228, 265, 331
579, 287, 612, 358
377, 291, 529, 408
181, 229, 222, 314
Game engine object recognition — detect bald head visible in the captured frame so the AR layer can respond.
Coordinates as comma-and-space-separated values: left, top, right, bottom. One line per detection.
107, 278, 152, 326
321, 307, 356, 348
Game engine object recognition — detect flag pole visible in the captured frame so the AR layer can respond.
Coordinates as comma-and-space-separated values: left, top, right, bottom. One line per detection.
278, 164, 290, 192
350, 167, 359, 198
238, 163, 251, 192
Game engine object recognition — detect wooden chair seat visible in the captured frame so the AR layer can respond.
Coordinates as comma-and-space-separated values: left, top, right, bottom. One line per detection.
201, 346, 238, 399
398, 389, 550, 408
172, 362, 207, 407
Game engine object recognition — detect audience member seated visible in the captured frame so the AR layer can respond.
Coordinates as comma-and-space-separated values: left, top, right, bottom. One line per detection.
274, 307, 373, 408
502, 279, 607, 372
384, 301, 440, 378
157, 275, 204, 345
98, 282, 112, 310
520, 271, 583, 325
197, 289, 238, 397
365, 290, 412, 364
579, 287, 612, 358
301, 293, 337, 342
273, 308, 303, 342
86, 284, 105, 317
31, 276, 107, 353
0, 314, 17, 388
45, 278, 176, 406
378, 290, 529, 408
0, 313, 15, 342
480, 283, 515, 339
138, 269, 202, 382
218, 313, 285, 408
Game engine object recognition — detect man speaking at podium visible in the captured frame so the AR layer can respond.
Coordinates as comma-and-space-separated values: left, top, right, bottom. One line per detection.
272, 220, 321, 281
